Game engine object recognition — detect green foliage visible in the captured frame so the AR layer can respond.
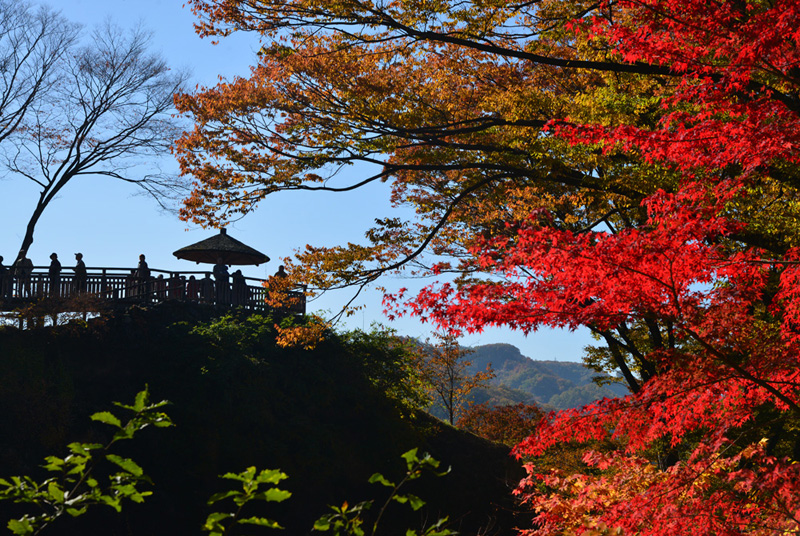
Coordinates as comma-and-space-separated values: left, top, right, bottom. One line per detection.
0, 387, 172, 535
191, 316, 428, 412
203, 467, 291, 535
313, 501, 370, 536
190, 313, 275, 362
337, 326, 430, 413
0, 380, 452, 536
313, 448, 456, 536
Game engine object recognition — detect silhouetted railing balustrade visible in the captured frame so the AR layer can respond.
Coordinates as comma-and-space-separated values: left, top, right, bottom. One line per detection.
0, 266, 305, 315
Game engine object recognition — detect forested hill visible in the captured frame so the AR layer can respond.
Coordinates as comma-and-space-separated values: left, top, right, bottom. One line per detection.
0, 304, 523, 536
468, 343, 629, 409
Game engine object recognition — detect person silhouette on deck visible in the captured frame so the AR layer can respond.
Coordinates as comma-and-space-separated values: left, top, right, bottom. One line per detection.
48, 253, 62, 297
186, 275, 199, 301
15, 253, 33, 298
213, 257, 229, 304
135, 254, 150, 299
201, 274, 214, 302
232, 269, 247, 306
73, 253, 87, 293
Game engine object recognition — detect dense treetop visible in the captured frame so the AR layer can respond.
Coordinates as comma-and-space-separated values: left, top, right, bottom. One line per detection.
175, 1, 800, 533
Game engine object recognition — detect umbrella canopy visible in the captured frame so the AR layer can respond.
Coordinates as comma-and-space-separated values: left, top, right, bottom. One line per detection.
173, 228, 270, 266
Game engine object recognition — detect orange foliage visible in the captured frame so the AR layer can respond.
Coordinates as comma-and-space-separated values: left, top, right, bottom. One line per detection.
415, 333, 494, 425
457, 402, 544, 446
274, 314, 330, 351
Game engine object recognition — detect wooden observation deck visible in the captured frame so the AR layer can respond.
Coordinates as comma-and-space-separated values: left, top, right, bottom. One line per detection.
0, 266, 305, 315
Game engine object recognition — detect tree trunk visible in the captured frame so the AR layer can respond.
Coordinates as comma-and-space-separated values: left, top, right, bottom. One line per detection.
18, 197, 47, 261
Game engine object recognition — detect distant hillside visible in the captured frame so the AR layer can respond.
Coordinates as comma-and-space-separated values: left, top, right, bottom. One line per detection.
467, 343, 629, 410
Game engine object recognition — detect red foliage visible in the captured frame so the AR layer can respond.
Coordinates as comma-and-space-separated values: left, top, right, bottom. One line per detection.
398, 1, 800, 533
559, 0, 800, 174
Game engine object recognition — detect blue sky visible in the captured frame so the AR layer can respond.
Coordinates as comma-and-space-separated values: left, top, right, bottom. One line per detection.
0, 0, 593, 361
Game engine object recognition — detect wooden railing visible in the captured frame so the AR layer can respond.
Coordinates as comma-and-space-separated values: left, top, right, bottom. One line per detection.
0, 266, 305, 315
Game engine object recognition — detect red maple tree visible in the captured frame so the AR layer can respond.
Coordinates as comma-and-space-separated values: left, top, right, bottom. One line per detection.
176, 0, 800, 532
401, 1, 800, 533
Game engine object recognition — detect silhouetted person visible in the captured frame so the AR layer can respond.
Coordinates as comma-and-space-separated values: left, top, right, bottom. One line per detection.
0, 256, 7, 299
186, 275, 199, 301
135, 254, 150, 299
48, 253, 61, 297
15, 253, 33, 297
274, 265, 288, 278
213, 257, 229, 304
73, 253, 87, 293
232, 269, 246, 306
201, 274, 214, 302
176, 275, 187, 300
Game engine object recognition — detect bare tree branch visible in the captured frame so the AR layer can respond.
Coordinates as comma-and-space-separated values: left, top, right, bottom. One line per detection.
1, 20, 189, 258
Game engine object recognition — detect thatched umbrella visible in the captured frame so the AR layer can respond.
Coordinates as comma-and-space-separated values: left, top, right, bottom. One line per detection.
172, 228, 270, 266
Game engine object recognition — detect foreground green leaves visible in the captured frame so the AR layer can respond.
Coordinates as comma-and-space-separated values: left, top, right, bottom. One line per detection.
203, 467, 291, 535
0, 386, 456, 536
314, 448, 455, 536
0, 387, 172, 535
202, 448, 455, 536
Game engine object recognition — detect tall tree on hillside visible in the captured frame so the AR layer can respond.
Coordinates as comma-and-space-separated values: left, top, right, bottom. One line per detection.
417, 333, 494, 425
3, 20, 188, 259
176, 0, 800, 533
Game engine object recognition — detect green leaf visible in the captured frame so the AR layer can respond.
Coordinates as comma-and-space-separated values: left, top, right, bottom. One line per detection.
111, 426, 136, 441
432, 466, 451, 478
207, 490, 241, 505
254, 468, 288, 485
239, 516, 283, 529
423, 517, 455, 536
259, 487, 292, 503
420, 454, 441, 470
129, 490, 151, 503
400, 448, 420, 468
66, 506, 88, 517
313, 517, 331, 531
151, 415, 173, 428
106, 454, 144, 477
46, 482, 65, 503
42, 456, 65, 472
99, 494, 123, 512
368, 472, 395, 488
65, 459, 89, 476
90, 411, 122, 428
405, 493, 425, 511
221, 467, 256, 482
7, 518, 34, 536
133, 389, 149, 412
204, 511, 232, 524
203, 511, 233, 532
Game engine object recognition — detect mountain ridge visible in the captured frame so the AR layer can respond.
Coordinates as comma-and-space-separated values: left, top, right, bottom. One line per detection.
466, 342, 629, 410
